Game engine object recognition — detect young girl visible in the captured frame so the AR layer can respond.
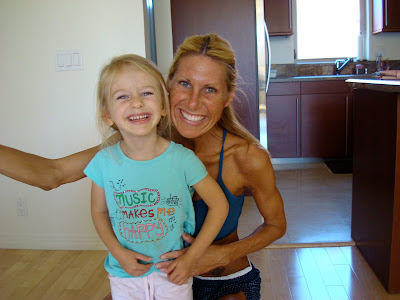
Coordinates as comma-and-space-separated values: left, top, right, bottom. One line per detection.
84, 54, 229, 299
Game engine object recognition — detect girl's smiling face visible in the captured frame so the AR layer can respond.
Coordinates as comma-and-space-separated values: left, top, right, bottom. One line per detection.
168, 55, 235, 139
104, 66, 166, 140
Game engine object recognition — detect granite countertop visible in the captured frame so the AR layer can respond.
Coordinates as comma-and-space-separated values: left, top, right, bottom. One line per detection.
346, 78, 400, 93
270, 74, 376, 83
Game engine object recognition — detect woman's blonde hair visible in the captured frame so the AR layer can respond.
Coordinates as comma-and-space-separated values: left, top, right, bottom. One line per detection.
168, 33, 261, 147
97, 54, 171, 148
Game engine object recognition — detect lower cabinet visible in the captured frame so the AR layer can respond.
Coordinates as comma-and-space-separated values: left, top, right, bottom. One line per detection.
266, 82, 300, 158
266, 80, 352, 158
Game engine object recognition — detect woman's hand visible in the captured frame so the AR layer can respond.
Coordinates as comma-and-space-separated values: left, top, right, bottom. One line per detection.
113, 247, 153, 277
156, 233, 228, 276
164, 252, 195, 285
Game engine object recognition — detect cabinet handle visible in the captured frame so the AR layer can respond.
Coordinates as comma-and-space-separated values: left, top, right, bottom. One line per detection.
345, 96, 349, 156
296, 97, 300, 157
385, 0, 388, 26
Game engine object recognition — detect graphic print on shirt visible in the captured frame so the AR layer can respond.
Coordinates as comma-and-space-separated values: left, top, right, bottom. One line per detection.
109, 180, 182, 245
160, 194, 182, 231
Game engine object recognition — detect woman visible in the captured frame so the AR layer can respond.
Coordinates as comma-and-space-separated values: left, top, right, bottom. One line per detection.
0, 34, 286, 300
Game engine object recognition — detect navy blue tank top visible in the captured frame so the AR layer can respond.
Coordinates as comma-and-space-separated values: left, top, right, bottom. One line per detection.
193, 129, 245, 241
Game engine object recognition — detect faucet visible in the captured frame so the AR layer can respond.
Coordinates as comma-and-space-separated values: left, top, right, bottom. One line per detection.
335, 57, 353, 75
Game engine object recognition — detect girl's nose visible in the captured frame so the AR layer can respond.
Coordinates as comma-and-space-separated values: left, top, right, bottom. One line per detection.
187, 90, 201, 110
131, 96, 144, 108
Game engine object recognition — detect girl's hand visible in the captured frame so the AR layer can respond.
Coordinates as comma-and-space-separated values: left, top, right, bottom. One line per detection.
113, 247, 153, 277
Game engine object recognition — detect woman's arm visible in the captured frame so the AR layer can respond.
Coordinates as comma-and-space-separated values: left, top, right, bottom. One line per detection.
0, 144, 100, 191
91, 182, 153, 276
165, 174, 229, 284
157, 144, 286, 276
220, 152, 285, 255
197, 145, 286, 273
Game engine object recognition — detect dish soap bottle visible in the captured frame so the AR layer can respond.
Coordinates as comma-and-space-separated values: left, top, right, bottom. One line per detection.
376, 52, 383, 71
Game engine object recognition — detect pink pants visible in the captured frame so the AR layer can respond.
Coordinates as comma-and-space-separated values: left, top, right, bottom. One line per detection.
108, 272, 193, 300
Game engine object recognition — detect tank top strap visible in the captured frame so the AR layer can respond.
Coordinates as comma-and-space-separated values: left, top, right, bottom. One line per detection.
218, 129, 227, 180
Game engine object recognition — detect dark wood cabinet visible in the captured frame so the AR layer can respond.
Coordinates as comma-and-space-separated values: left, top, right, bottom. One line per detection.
170, 0, 258, 138
373, 0, 400, 33
352, 88, 400, 293
300, 81, 352, 158
266, 82, 300, 157
300, 94, 348, 157
267, 80, 352, 158
264, 0, 293, 36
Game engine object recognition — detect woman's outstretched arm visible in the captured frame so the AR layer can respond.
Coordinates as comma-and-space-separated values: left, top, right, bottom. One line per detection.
0, 144, 100, 190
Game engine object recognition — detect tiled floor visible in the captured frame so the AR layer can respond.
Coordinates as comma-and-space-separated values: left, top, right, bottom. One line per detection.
238, 163, 353, 246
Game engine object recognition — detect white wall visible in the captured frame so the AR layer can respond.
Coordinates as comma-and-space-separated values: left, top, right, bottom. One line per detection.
154, 0, 174, 79
0, 0, 146, 250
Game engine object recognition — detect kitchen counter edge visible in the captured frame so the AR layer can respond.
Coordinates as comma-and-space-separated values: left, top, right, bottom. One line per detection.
345, 78, 400, 93
270, 74, 376, 83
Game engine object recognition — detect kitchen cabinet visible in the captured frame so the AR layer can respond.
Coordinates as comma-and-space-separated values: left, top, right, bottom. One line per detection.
267, 80, 352, 158
301, 81, 352, 157
266, 82, 300, 157
170, 0, 258, 138
264, 0, 293, 36
373, 0, 400, 33
351, 84, 400, 293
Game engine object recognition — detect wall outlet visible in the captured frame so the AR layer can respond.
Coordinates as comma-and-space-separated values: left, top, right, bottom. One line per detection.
17, 198, 28, 217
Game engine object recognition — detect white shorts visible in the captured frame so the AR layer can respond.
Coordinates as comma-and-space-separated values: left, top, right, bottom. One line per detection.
108, 272, 193, 300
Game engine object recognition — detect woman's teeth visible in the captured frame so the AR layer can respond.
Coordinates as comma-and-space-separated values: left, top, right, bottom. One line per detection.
181, 110, 205, 122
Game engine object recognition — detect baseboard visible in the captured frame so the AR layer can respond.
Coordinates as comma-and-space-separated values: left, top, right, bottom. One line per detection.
0, 233, 107, 250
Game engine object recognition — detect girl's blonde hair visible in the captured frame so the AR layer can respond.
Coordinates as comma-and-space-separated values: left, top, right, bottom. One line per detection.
97, 54, 171, 148
168, 33, 261, 147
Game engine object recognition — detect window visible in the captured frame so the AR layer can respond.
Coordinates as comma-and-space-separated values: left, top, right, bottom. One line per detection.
296, 0, 360, 60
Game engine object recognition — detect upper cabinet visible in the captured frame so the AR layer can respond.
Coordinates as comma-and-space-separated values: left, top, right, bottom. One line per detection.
264, 0, 293, 36
373, 0, 400, 33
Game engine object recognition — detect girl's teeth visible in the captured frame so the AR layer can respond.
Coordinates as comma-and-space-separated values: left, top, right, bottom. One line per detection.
129, 115, 148, 121
181, 110, 205, 122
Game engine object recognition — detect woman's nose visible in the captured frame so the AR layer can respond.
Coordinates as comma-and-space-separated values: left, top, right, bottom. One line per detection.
187, 90, 201, 110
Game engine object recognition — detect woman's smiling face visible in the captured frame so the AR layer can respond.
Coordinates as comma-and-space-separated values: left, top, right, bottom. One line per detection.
168, 55, 235, 139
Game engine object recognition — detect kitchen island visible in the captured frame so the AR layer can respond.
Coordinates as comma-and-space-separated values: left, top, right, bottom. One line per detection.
347, 78, 400, 294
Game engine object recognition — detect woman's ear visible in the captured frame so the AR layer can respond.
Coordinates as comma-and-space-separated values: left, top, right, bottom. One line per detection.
224, 88, 236, 108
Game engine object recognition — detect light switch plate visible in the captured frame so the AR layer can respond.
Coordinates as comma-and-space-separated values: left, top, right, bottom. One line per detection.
55, 50, 83, 71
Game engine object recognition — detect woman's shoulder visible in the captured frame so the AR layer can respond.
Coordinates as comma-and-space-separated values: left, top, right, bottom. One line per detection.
225, 132, 272, 172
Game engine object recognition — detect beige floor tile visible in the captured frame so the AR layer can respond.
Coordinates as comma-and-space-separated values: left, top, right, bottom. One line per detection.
238, 163, 353, 245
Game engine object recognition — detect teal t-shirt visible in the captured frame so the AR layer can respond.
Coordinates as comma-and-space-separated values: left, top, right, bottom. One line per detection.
84, 141, 208, 278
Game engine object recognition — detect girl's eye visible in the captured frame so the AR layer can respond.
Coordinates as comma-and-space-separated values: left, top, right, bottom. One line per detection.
117, 95, 129, 100
179, 81, 190, 88
205, 87, 216, 93
141, 91, 153, 97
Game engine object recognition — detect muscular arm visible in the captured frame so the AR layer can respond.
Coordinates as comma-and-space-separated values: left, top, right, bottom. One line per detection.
157, 143, 286, 276
0, 144, 100, 191
220, 144, 286, 261
195, 144, 286, 274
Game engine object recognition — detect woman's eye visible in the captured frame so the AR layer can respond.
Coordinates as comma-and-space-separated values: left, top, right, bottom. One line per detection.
179, 81, 190, 88
205, 87, 216, 93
